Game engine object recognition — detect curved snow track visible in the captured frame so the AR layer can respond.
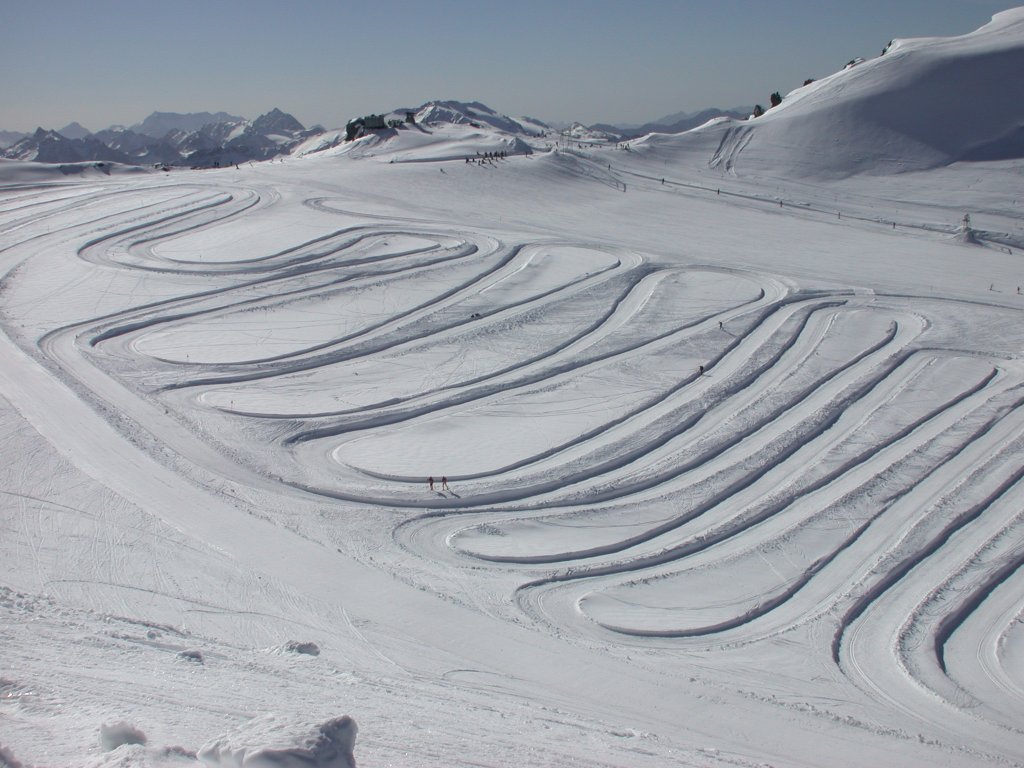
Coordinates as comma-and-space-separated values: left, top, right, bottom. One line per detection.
3, 168, 1024, 766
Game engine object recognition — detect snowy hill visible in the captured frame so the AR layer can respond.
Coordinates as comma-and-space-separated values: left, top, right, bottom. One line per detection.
296, 100, 547, 162
562, 122, 620, 142
406, 100, 547, 136
650, 7, 1024, 178
591, 107, 753, 140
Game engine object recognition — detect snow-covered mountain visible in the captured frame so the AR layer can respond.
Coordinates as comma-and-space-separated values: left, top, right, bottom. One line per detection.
131, 111, 244, 138
172, 109, 319, 167
2, 103, 541, 168
1, 109, 314, 167
293, 100, 549, 162
403, 100, 548, 136
90, 127, 181, 165
0, 129, 27, 149
13, 0, 1024, 178
57, 121, 92, 140
2, 128, 130, 164
250, 107, 309, 137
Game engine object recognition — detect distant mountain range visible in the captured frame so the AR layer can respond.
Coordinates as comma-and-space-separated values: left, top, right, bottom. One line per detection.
131, 111, 244, 138
1, 108, 321, 167
0, 103, 759, 166
0, 130, 28, 149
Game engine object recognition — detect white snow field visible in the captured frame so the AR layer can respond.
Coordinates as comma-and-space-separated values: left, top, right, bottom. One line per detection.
4, 10, 1024, 767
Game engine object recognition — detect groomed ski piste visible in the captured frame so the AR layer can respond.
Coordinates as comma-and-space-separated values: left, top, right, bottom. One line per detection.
3, 10, 1024, 768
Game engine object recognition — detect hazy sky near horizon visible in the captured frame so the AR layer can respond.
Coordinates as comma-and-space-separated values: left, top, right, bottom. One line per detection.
1, 0, 1016, 132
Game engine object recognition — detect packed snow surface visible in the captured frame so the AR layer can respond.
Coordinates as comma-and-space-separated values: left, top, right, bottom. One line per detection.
3, 10, 1024, 768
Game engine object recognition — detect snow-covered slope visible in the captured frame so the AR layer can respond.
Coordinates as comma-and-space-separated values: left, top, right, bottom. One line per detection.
640, 8, 1024, 178
2, 11, 1024, 768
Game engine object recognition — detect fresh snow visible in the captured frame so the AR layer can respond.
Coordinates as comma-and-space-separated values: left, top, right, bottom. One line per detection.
2, 10, 1024, 768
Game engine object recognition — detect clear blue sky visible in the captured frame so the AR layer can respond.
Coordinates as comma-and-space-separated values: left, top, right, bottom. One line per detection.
1, 0, 1016, 132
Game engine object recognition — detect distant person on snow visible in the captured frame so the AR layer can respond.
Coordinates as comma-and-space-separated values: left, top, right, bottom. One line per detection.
698, 364, 705, 375
428, 476, 435, 491
442, 476, 450, 491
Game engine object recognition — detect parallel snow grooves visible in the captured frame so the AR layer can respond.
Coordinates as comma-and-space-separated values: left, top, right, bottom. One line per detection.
268, 250, 643, 431
565, 373, 1020, 640
161, 243, 628, 392
88, 229, 485, 346
77, 189, 261, 271
283, 268, 763, 445
312, 299, 870, 507
832, 392, 1024, 660
515, 367, 1010, 587
83, 233, 501, 382
123, 235, 490, 366
0, 185, 143, 236
466, 353, 997, 566
274, 268, 664, 430
822, 397, 1024, 745
404, 304, 906, 512
14, 169, 1024, 764
259, 268, 674, 422
937, 522, 1024, 723
923, 502, 1024, 731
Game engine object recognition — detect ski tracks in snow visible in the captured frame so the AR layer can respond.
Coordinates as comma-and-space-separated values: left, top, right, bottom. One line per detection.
4, 171, 1024, 765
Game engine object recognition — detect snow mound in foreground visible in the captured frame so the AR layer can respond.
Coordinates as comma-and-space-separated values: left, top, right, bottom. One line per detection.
652, 7, 1024, 178
282, 640, 320, 655
0, 745, 26, 768
198, 714, 357, 768
100, 721, 148, 751
83, 744, 198, 767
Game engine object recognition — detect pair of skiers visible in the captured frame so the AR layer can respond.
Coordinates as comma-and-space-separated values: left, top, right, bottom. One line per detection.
427, 476, 450, 492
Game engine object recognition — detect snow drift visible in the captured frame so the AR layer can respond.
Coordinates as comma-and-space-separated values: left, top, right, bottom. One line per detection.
198, 715, 357, 768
